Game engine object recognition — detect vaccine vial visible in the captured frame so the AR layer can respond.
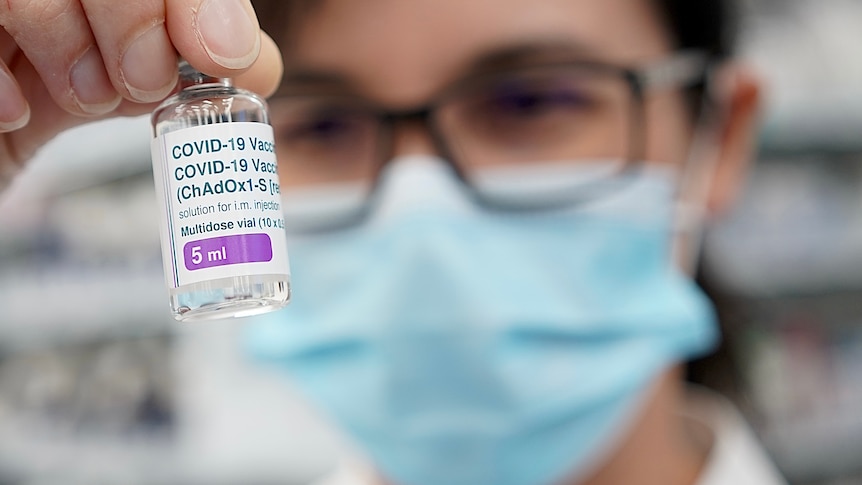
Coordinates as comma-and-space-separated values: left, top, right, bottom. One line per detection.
151, 60, 290, 321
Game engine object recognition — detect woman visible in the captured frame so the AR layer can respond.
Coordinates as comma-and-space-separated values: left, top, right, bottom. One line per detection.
244, 1, 781, 484
0, 0, 781, 483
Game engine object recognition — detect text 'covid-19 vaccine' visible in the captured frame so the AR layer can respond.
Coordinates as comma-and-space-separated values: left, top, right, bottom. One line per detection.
151, 60, 290, 322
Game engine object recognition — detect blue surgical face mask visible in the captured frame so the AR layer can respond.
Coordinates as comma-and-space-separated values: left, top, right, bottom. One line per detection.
246, 156, 717, 485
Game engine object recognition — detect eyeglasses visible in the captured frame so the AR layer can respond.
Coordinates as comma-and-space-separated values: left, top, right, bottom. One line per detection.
270, 51, 710, 229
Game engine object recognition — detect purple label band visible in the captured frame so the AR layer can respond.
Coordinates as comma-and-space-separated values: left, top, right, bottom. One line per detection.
183, 233, 273, 271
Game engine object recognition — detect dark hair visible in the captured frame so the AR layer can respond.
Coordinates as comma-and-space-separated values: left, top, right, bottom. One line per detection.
657, 0, 738, 60
654, 0, 739, 116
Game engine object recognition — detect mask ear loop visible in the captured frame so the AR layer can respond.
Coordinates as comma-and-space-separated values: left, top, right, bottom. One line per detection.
671, 64, 724, 273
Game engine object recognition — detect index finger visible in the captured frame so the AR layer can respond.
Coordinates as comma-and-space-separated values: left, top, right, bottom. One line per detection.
0, 0, 122, 116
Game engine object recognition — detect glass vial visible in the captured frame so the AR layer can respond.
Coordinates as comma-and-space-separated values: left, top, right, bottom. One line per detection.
151, 60, 290, 322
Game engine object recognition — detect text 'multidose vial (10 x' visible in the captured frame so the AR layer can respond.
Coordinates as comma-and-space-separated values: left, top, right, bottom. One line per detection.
150, 61, 290, 321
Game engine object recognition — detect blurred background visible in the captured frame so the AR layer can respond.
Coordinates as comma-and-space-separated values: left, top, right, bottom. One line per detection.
0, 0, 860, 483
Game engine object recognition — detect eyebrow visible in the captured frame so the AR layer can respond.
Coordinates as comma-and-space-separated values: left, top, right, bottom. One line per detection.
466, 39, 603, 72
276, 38, 605, 96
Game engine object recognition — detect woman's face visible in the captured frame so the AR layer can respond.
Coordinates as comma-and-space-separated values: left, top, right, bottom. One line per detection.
254, 5, 760, 483
277, 0, 695, 180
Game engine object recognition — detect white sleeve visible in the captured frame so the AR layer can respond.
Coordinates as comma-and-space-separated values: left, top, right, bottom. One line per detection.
690, 390, 787, 485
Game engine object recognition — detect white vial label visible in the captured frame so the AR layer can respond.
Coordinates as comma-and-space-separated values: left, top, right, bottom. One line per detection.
151, 122, 290, 289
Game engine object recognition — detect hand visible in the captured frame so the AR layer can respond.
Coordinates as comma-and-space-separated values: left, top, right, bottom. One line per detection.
0, 0, 283, 188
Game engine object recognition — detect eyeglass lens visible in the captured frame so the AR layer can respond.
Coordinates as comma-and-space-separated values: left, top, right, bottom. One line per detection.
271, 63, 639, 216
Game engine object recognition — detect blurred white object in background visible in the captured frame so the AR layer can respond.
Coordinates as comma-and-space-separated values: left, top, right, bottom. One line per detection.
743, 0, 862, 151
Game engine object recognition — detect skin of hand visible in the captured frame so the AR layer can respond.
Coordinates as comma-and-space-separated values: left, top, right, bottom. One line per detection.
0, 0, 283, 188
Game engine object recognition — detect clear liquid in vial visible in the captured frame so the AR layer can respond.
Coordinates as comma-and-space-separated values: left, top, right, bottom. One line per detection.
151, 61, 290, 321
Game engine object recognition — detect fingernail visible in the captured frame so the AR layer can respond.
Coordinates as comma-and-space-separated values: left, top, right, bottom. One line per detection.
121, 25, 178, 102
0, 68, 29, 131
71, 46, 121, 114
197, 0, 260, 69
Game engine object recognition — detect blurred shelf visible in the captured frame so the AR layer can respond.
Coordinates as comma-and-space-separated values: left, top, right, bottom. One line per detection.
704, 154, 862, 296
0, 265, 173, 348
743, 0, 862, 152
